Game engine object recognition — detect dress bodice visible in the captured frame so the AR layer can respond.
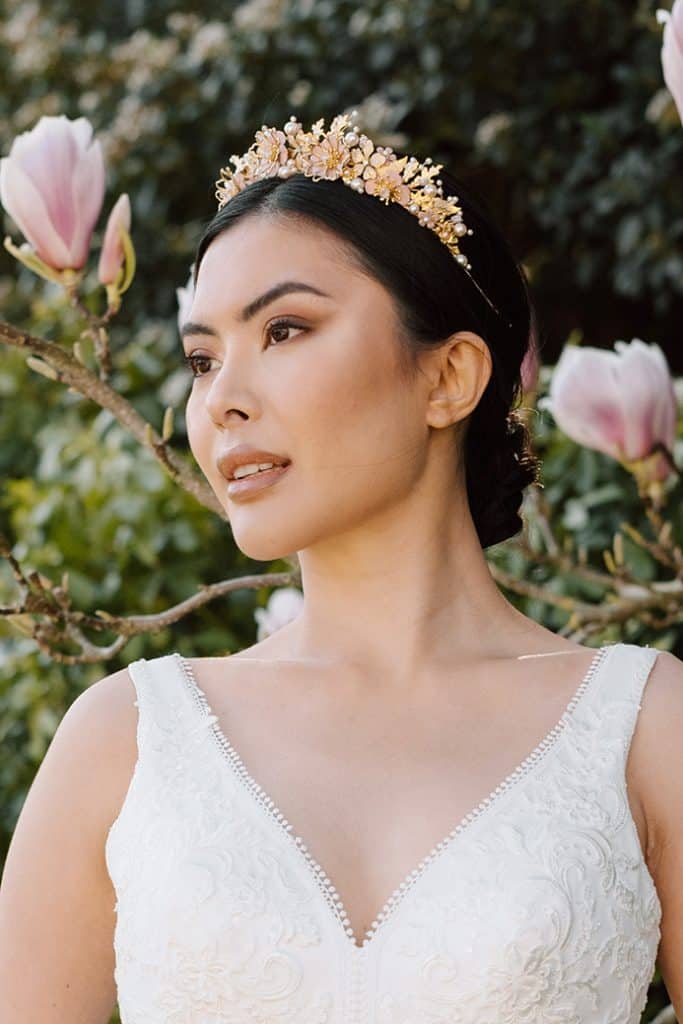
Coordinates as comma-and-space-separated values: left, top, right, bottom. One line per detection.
105, 641, 661, 1023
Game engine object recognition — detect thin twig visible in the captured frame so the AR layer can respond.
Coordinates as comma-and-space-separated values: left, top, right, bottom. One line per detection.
0, 319, 225, 519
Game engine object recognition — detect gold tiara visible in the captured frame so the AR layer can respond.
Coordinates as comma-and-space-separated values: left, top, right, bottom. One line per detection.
214, 111, 506, 321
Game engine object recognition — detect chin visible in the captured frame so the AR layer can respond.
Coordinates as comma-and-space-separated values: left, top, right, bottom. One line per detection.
233, 539, 294, 562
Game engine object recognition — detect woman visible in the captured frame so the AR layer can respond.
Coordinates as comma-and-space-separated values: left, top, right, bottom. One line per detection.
1, 112, 682, 1022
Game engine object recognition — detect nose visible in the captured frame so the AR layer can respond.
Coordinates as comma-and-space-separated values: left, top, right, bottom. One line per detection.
202, 359, 259, 429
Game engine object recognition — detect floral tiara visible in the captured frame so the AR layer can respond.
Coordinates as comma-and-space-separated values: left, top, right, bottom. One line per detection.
214, 110, 507, 323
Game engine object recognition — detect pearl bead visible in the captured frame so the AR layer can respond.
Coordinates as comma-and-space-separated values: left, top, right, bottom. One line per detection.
344, 131, 359, 145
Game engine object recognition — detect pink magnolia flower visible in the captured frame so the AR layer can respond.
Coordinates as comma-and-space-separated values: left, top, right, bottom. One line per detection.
97, 193, 131, 286
0, 114, 105, 271
659, 1, 683, 122
541, 338, 678, 482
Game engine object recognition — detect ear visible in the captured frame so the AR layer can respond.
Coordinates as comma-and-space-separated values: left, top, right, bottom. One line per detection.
421, 331, 493, 429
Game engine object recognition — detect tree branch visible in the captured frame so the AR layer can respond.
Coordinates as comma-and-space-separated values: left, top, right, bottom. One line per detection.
0, 319, 225, 519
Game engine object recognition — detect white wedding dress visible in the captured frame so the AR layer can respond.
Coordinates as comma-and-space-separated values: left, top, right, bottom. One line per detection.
105, 641, 661, 1023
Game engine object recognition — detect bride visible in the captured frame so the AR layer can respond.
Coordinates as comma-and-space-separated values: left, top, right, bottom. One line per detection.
1, 112, 681, 1023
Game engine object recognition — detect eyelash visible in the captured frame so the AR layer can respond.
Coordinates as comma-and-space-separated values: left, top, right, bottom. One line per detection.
183, 318, 306, 378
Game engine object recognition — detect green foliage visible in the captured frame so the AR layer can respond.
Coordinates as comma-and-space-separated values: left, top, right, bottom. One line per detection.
2, 0, 682, 340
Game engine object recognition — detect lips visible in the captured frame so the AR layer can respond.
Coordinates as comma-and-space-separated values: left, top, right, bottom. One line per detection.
217, 445, 291, 482
226, 461, 291, 497
227, 458, 289, 482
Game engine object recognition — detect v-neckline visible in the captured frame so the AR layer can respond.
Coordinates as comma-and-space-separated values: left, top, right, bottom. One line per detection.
172, 643, 614, 953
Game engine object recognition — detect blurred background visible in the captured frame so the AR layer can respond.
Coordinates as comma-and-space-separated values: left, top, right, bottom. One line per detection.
1, 2, 681, 1020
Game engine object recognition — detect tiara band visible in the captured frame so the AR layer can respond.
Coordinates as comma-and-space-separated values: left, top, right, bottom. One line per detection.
214, 111, 505, 321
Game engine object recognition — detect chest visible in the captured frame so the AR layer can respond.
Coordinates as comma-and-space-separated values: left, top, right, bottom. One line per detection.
184, 656, 650, 946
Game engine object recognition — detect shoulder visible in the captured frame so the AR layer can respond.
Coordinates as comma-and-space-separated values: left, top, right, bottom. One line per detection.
627, 647, 683, 862
49, 663, 138, 762
54, 664, 141, 836
66, 662, 138, 740
9, 664, 140, 838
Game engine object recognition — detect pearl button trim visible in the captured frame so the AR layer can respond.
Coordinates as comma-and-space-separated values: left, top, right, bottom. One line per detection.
174, 645, 612, 952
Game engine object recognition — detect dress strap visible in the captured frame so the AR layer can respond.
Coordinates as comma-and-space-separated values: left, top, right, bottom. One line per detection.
125, 657, 153, 758
619, 642, 661, 765
126, 654, 206, 760
127, 652, 176, 717
579, 642, 661, 774
106, 654, 215, 890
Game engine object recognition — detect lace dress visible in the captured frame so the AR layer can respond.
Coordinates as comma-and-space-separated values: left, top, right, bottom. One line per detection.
105, 641, 661, 1023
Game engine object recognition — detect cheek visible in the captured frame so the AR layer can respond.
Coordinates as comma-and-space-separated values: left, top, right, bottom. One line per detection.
185, 391, 216, 476
293, 348, 422, 487
185, 390, 202, 454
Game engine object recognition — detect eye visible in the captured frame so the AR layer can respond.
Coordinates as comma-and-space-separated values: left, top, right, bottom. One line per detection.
265, 317, 307, 346
183, 353, 215, 378
182, 318, 307, 379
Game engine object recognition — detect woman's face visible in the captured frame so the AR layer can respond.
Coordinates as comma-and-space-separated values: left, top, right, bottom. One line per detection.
182, 213, 443, 561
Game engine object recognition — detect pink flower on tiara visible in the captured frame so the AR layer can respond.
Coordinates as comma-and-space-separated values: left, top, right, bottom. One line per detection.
252, 127, 289, 175
307, 132, 350, 180
362, 152, 412, 207
338, 136, 373, 186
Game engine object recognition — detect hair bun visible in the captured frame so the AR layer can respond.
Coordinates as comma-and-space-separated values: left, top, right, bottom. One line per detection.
466, 407, 541, 550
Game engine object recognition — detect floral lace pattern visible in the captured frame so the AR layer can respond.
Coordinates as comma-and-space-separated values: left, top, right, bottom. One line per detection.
105, 641, 661, 1024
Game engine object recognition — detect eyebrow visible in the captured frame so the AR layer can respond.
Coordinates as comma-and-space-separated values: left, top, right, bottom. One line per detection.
180, 280, 332, 341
